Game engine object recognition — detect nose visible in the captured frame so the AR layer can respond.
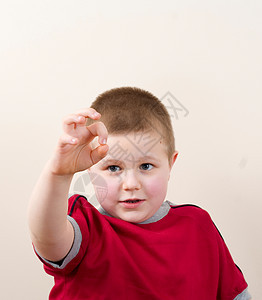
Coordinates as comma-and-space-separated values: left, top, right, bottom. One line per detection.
122, 170, 141, 191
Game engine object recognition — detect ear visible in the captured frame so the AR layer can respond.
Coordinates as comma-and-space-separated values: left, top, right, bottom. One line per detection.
170, 151, 178, 168
168, 151, 178, 180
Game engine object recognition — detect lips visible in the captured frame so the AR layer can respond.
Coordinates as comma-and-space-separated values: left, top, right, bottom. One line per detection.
119, 199, 145, 208
123, 200, 140, 203
120, 198, 144, 203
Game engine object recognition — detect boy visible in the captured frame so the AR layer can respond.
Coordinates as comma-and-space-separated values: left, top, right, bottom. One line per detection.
28, 87, 251, 299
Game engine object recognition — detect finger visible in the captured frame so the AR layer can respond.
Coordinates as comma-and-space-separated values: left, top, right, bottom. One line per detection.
90, 144, 109, 165
63, 114, 86, 127
86, 122, 108, 145
58, 134, 78, 147
75, 108, 101, 119
62, 109, 101, 130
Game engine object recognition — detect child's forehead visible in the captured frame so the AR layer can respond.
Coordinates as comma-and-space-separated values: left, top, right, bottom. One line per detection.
107, 132, 163, 147
108, 130, 164, 144
106, 132, 167, 161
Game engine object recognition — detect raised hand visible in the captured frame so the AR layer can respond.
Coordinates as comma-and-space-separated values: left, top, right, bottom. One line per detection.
50, 108, 109, 176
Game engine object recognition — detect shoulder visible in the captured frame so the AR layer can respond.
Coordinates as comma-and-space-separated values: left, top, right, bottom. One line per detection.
68, 194, 89, 215
169, 203, 212, 220
67, 194, 100, 220
168, 203, 217, 232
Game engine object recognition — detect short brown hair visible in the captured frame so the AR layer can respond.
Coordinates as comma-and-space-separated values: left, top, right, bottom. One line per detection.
87, 87, 175, 164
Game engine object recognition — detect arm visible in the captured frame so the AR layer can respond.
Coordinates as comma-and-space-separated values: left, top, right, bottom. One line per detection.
27, 108, 108, 262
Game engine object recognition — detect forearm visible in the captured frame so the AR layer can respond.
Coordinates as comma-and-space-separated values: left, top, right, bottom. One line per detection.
28, 108, 107, 261
27, 159, 74, 259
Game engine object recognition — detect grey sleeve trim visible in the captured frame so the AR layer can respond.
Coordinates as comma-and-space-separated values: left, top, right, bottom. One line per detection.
37, 215, 82, 269
233, 288, 252, 300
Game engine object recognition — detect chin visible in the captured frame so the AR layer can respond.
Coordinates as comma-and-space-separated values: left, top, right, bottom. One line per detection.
119, 213, 147, 224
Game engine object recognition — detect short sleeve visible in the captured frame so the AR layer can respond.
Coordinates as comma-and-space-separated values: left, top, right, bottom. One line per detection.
233, 288, 252, 300
35, 194, 90, 276
170, 205, 249, 299
210, 218, 248, 299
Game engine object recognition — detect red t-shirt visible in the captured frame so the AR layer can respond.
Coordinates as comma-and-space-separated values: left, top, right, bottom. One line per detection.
36, 194, 248, 300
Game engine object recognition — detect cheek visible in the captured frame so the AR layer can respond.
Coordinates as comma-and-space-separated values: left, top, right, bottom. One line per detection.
143, 174, 169, 197
101, 177, 120, 201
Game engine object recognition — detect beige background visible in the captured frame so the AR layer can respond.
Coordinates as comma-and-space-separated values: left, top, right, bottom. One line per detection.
0, 1, 261, 299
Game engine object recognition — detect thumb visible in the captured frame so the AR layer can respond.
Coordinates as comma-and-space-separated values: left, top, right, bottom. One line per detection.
90, 144, 109, 165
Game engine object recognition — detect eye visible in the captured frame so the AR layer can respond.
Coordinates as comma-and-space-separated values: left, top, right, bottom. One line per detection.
107, 165, 121, 173
140, 163, 153, 171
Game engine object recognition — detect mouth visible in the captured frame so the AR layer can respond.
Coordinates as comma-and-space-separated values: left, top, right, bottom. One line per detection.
119, 199, 145, 208
121, 199, 143, 203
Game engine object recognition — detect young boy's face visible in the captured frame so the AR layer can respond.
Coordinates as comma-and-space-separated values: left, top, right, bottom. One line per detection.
88, 131, 177, 223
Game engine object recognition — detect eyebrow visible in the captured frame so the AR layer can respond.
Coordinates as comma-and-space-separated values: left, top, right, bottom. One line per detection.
103, 155, 159, 165
137, 155, 159, 162
102, 159, 122, 165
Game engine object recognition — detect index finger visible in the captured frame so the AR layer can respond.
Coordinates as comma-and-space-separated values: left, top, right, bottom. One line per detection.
75, 107, 101, 120
62, 108, 101, 134
86, 121, 108, 145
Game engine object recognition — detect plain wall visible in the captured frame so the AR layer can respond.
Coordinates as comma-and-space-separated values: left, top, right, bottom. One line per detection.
0, 1, 261, 298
